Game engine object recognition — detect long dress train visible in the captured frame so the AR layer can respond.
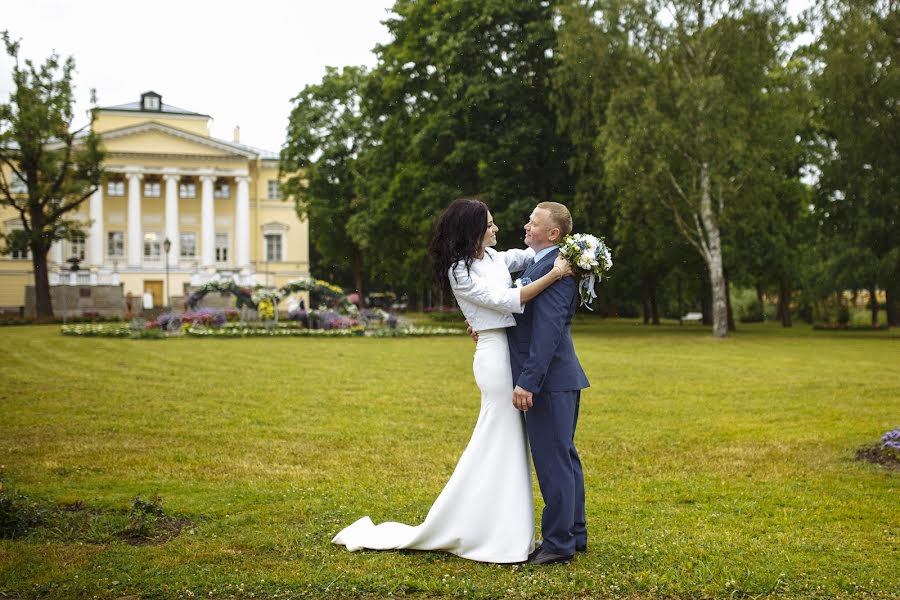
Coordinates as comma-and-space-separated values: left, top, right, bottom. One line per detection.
332, 329, 535, 563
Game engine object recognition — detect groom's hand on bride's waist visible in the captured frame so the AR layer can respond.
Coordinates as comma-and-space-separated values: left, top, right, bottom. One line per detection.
465, 320, 479, 343
513, 385, 534, 412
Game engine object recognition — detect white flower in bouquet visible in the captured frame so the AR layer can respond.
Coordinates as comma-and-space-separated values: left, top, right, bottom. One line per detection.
577, 253, 595, 270
557, 232, 613, 310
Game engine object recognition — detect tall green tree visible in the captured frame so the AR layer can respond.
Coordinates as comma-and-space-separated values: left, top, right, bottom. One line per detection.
358, 0, 572, 303
554, 0, 696, 322
807, 0, 899, 326
0, 32, 104, 319
602, 0, 791, 337
725, 29, 817, 327
281, 66, 374, 298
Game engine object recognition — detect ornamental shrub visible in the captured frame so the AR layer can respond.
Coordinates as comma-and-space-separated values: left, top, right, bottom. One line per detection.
882, 429, 900, 459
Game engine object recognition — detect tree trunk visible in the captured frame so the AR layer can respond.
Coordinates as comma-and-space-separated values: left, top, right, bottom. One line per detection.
700, 275, 712, 326
351, 244, 366, 304
642, 297, 651, 325
779, 284, 793, 327
887, 285, 900, 327
699, 164, 728, 337
869, 284, 879, 327
31, 245, 54, 320
724, 271, 736, 332
677, 278, 684, 325
649, 283, 660, 325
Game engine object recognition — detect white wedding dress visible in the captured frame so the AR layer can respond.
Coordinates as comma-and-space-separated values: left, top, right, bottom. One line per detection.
333, 248, 535, 563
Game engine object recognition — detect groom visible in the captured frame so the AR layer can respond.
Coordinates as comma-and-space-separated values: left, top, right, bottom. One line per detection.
507, 201, 590, 565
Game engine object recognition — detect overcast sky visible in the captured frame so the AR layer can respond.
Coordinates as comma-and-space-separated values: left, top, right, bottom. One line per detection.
1, 0, 396, 152
2, 0, 811, 154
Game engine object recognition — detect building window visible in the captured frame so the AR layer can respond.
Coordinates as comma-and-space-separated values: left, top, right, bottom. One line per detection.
214, 180, 230, 198
10, 172, 28, 194
144, 179, 161, 197
144, 232, 161, 259
5, 221, 29, 259
107, 179, 125, 196
265, 233, 283, 262
11, 243, 29, 260
108, 231, 124, 257
267, 180, 281, 199
70, 232, 86, 261
179, 179, 196, 198
142, 93, 161, 111
215, 233, 229, 263
180, 232, 196, 258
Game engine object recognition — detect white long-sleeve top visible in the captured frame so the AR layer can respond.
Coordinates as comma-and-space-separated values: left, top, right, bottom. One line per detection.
448, 246, 536, 332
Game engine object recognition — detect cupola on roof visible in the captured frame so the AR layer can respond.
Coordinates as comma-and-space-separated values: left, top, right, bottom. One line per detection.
99, 91, 210, 118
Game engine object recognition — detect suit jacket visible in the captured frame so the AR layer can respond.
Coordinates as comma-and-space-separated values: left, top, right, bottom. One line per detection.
506, 247, 590, 394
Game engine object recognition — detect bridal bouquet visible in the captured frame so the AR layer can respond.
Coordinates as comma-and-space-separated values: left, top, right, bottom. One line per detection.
557, 233, 613, 310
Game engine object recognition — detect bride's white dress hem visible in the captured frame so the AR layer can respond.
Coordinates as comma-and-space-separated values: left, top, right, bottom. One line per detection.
332, 324, 535, 564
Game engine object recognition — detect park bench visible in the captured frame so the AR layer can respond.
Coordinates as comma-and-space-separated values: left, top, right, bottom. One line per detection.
681, 312, 703, 322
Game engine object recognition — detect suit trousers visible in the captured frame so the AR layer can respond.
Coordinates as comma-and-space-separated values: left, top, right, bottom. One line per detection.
525, 389, 586, 556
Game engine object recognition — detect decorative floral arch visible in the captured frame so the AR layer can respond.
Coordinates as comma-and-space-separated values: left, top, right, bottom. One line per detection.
279, 277, 354, 312
187, 277, 353, 314
186, 280, 256, 310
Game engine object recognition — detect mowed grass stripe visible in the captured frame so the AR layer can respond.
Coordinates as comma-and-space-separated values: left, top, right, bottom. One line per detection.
1, 322, 897, 599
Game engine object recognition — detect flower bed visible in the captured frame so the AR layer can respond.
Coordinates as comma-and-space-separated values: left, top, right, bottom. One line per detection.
61, 323, 132, 337
855, 428, 900, 471
60, 323, 464, 339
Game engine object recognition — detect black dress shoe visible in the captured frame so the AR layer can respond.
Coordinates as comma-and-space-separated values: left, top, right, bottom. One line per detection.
527, 546, 543, 561
527, 547, 574, 565
534, 540, 587, 553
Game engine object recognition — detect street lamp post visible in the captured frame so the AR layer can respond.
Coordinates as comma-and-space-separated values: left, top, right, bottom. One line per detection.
163, 237, 171, 308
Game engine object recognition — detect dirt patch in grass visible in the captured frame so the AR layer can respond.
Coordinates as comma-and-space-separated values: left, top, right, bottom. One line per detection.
2, 490, 192, 545
855, 445, 900, 471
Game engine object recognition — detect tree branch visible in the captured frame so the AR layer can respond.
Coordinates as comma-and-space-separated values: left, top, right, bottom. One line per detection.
0, 152, 27, 186
50, 133, 75, 199
47, 186, 95, 224
666, 166, 692, 205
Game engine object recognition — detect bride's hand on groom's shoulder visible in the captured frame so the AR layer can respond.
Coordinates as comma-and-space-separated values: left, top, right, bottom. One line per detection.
553, 255, 575, 279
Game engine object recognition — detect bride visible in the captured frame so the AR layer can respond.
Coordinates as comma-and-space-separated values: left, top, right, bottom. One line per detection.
332, 198, 572, 563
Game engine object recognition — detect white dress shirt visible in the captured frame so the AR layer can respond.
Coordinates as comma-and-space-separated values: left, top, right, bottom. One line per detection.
449, 247, 536, 332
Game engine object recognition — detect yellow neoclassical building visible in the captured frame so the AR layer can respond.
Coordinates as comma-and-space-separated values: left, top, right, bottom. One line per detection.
0, 91, 309, 313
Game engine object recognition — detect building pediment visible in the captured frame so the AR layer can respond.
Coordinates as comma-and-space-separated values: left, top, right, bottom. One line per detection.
97, 122, 260, 159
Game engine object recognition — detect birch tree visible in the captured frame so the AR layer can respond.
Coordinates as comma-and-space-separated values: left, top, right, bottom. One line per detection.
602, 0, 788, 336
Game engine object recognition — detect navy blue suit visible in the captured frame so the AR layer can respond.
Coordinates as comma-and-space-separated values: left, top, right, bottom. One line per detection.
506, 247, 589, 556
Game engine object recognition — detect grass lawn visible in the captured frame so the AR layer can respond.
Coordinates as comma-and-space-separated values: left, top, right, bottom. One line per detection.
1, 320, 898, 599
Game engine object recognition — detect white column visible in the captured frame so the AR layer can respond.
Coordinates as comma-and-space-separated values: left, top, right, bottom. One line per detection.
236, 176, 250, 269
200, 174, 216, 267
50, 240, 63, 266
164, 171, 180, 267
89, 186, 104, 267
126, 170, 142, 268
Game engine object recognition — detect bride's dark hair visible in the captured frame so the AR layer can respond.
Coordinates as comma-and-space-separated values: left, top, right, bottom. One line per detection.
429, 198, 489, 292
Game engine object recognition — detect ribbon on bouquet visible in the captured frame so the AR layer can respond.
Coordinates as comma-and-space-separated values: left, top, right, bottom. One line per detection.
578, 273, 598, 310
